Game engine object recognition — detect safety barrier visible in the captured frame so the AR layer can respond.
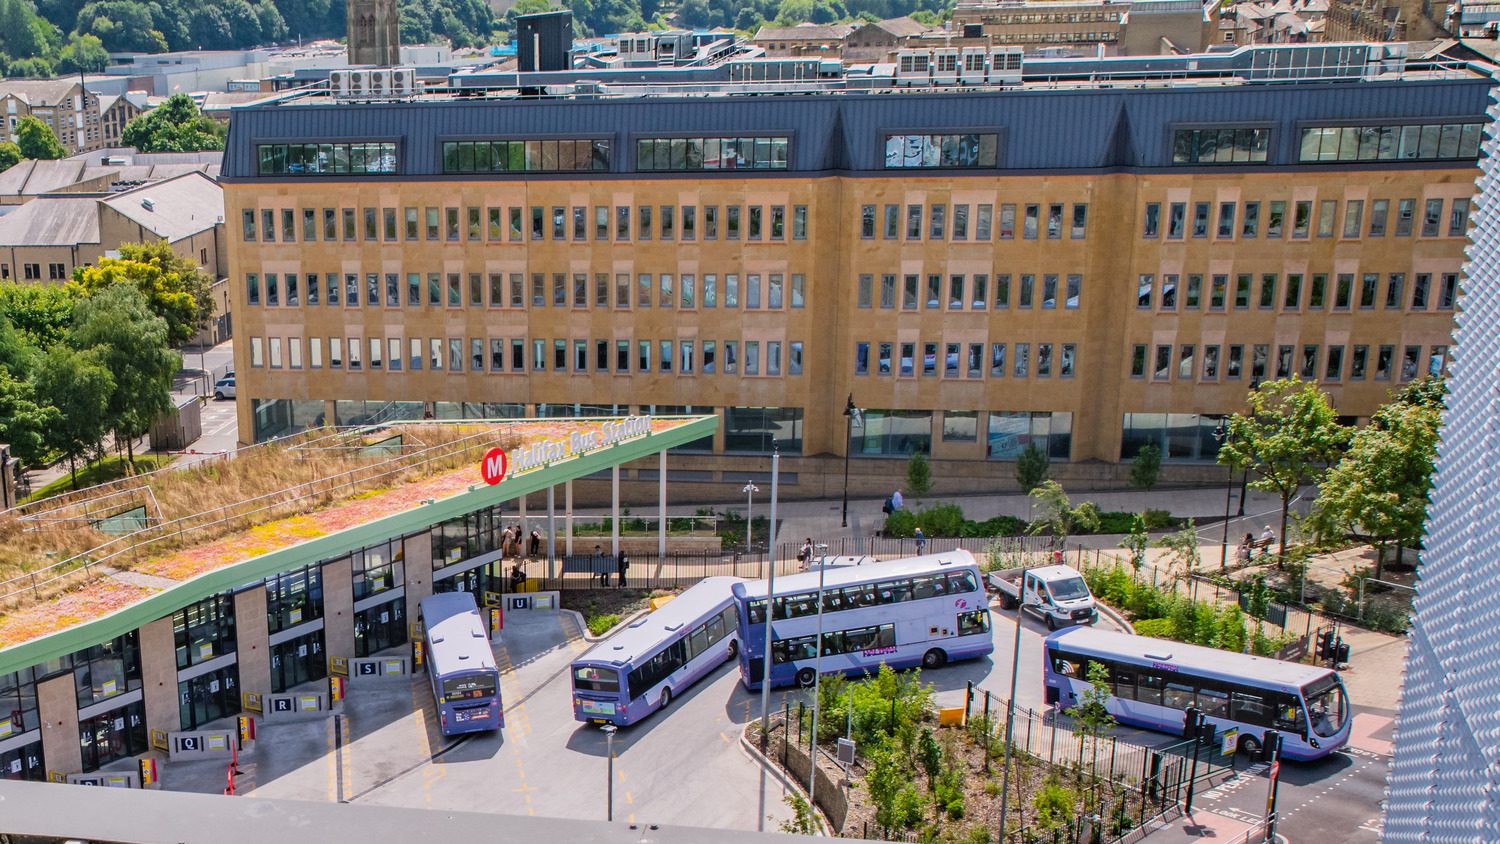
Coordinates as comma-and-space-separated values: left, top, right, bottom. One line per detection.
262, 691, 334, 720
349, 655, 410, 680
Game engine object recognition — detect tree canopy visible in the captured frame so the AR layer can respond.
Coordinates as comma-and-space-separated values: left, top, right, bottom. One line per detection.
69, 285, 180, 467
1311, 394, 1442, 578
71, 239, 214, 346
121, 94, 225, 153
15, 114, 64, 160
1218, 377, 1349, 565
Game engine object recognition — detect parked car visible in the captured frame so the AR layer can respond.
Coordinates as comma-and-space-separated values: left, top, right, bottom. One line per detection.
213, 375, 236, 400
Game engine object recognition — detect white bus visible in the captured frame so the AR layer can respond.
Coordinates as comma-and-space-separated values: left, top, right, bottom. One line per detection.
732, 552, 994, 690
1044, 626, 1351, 761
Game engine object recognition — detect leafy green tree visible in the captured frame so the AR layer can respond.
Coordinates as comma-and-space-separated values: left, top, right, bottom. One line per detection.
916, 726, 940, 788
6, 55, 52, 77
15, 114, 64, 159
1026, 480, 1100, 550
73, 1, 171, 52
904, 451, 931, 500
121, 93, 225, 152
1015, 442, 1049, 492
56, 32, 107, 71
71, 240, 213, 346
0, 141, 21, 172
69, 285, 180, 468
1310, 396, 1441, 579
32, 344, 112, 488
1067, 660, 1116, 737
778, 794, 817, 835
1155, 518, 1201, 584
0, 283, 80, 348
0, 366, 54, 466
1395, 375, 1446, 410
1218, 378, 1349, 567
1129, 441, 1161, 491
1123, 513, 1150, 573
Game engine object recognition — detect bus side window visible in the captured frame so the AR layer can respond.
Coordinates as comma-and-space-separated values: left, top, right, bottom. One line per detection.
1273, 695, 1306, 733
877, 624, 895, 648
951, 571, 978, 593
689, 627, 708, 660
1231, 690, 1270, 726
1112, 665, 1138, 699
1198, 686, 1229, 718
1051, 652, 1084, 678
721, 606, 737, 635
707, 614, 723, 643
1136, 672, 1164, 705
957, 610, 988, 635
1164, 682, 1195, 710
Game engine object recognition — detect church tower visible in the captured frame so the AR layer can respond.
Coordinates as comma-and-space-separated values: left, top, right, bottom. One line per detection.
347, 0, 399, 67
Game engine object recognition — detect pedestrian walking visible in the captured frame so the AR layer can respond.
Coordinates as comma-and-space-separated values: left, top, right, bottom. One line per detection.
798, 537, 813, 569
1259, 525, 1276, 556
616, 551, 629, 587
529, 528, 542, 558
891, 489, 904, 511
914, 527, 927, 555
594, 544, 608, 586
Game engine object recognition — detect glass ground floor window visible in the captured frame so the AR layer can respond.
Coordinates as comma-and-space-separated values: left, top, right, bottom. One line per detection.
856, 410, 933, 456
79, 698, 146, 772
434, 560, 508, 601
270, 630, 327, 693
252, 399, 326, 441
433, 402, 527, 419
0, 738, 43, 781
354, 597, 407, 657
334, 401, 425, 427
986, 412, 1072, 460
179, 665, 240, 731
1119, 413, 1227, 460
724, 406, 803, 454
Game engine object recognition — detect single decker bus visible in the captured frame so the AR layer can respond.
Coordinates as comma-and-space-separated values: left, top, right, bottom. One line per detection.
570, 576, 742, 726
732, 551, 993, 690
1044, 626, 1350, 761
421, 591, 502, 736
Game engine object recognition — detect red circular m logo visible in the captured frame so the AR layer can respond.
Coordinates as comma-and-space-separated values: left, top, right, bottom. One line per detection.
480, 447, 508, 485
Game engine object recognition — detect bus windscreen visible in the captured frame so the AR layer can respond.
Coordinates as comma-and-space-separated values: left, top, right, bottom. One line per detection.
442, 673, 497, 701
1302, 675, 1348, 738
573, 665, 620, 693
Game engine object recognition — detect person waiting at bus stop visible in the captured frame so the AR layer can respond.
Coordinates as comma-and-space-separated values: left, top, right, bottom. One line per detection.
616, 551, 629, 587
593, 544, 608, 586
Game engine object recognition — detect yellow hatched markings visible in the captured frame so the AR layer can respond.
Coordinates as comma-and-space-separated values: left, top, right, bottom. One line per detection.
326, 713, 338, 802
409, 674, 446, 805
494, 636, 535, 815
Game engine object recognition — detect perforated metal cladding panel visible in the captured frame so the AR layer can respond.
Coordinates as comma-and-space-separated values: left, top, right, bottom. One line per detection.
1382, 76, 1500, 843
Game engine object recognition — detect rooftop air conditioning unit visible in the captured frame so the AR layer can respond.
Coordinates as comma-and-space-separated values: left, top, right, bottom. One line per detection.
140, 197, 154, 211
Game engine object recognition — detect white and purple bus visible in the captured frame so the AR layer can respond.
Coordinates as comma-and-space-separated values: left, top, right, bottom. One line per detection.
570, 576, 742, 726
732, 552, 993, 691
1044, 627, 1350, 761
421, 592, 502, 736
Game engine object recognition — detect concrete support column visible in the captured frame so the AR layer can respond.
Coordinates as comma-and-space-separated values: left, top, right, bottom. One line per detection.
547, 485, 557, 579
565, 480, 574, 555
658, 450, 667, 557
138, 616, 178, 736
519, 493, 528, 538
37, 673, 81, 778
233, 587, 270, 701
321, 556, 355, 662
611, 465, 620, 558
403, 532, 433, 629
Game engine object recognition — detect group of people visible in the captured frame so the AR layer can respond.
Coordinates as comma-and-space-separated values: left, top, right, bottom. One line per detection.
590, 544, 630, 587
500, 525, 545, 559
1237, 525, 1278, 563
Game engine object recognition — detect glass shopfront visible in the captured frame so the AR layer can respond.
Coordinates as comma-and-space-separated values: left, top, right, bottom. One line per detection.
179, 664, 240, 731
434, 561, 507, 601
270, 631, 326, 693
0, 739, 43, 781
354, 598, 406, 657
0, 668, 39, 739
79, 699, 147, 772
73, 634, 142, 709
267, 566, 324, 634
174, 595, 237, 670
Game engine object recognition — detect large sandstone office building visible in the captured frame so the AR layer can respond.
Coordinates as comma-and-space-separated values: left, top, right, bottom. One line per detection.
221, 42, 1490, 499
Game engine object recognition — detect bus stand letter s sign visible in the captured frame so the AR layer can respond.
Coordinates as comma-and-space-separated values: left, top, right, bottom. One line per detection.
481, 448, 508, 486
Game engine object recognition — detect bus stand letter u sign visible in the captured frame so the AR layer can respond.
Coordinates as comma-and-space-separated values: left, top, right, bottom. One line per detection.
481, 448, 508, 485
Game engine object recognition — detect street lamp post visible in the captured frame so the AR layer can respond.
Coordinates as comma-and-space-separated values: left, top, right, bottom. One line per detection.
601, 724, 618, 821
743, 481, 759, 550
997, 563, 1028, 843
841, 395, 859, 528
1215, 423, 1232, 571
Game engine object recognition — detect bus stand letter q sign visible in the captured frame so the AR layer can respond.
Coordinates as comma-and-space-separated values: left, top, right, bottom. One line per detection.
481, 448, 508, 485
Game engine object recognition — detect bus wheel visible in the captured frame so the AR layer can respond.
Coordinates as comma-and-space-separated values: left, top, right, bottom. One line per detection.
728, 639, 739, 658
1045, 615, 1057, 631
1239, 734, 1261, 758
922, 649, 947, 669
660, 687, 672, 708
796, 668, 817, 687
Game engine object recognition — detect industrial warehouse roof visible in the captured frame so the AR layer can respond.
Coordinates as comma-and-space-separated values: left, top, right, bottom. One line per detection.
0, 415, 716, 675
